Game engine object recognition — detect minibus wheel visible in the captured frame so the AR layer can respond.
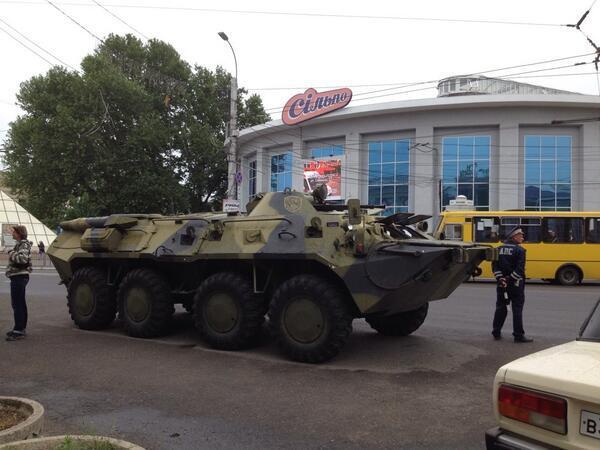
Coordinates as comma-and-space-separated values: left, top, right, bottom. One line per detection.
555, 265, 581, 286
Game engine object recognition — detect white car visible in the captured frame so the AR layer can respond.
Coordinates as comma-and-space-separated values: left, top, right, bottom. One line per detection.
486, 299, 600, 450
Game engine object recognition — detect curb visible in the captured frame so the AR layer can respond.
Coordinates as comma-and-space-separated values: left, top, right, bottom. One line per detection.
0, 435, 145, 450
0, 397, 44, 445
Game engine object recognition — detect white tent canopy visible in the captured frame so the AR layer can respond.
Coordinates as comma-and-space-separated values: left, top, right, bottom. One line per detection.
0, 190, 56, 250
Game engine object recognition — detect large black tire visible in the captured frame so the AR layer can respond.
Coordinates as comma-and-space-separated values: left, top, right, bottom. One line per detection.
193, 272, 265, 350
268, 274, 353, 363
555, 265, 581, 286
366, 303, 429, 336
67, 267, 116, 330
117, 268, 174, 338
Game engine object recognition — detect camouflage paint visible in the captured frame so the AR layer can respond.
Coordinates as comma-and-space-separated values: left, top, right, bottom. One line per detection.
49, 190, 494, 316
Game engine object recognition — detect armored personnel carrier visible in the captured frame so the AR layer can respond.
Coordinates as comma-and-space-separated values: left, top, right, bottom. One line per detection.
48, 189, 494, 363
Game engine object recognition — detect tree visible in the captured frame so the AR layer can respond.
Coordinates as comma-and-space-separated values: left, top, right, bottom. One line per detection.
2, 34, 269, 228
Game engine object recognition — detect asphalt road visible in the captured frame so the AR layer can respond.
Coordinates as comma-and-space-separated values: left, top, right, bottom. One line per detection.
1, 272, 599, 449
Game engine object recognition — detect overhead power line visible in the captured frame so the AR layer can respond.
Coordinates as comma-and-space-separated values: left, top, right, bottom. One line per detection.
239, 121, 600, 162
0, 24, 55, 66
263, 58, 597, 113
250, 51, 596, 100
0, 16, 78, 71
0, 1, 567, 27
91, 0, 148, 41
565, 0, 600, 93
45, 0, 103, 43
249, 72, 600, 92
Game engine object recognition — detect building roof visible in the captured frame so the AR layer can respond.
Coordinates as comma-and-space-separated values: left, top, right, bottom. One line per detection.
239, 92, 600, 144
436, 75, 580, 97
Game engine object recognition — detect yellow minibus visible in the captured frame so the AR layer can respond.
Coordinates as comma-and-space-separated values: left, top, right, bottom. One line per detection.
434, 211, 600, 285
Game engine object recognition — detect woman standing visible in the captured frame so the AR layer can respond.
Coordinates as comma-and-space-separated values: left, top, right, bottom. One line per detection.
6, 225, 32, 341
38, 240, 46, 266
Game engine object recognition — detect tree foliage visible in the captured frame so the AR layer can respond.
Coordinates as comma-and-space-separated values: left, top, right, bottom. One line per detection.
2, 34, 269, 227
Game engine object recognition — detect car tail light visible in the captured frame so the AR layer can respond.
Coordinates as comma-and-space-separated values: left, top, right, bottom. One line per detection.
498, 384, 567, 434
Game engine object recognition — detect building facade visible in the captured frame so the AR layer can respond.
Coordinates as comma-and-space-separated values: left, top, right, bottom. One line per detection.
237, 77, 600, 223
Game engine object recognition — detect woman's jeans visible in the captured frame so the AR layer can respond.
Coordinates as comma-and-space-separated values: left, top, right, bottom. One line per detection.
10, 274, 29, 332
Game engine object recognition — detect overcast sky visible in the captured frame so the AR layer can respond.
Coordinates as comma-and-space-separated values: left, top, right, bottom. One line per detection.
1, 0, 599, 142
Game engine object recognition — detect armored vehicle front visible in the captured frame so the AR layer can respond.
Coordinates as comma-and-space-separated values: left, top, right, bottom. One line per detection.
49, 190, 494, 363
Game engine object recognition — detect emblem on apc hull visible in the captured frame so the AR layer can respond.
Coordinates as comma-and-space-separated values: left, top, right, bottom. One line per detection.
284, 196, 303, 213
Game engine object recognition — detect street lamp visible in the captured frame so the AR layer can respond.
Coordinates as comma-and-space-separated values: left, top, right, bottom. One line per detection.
219, 31, 239, 203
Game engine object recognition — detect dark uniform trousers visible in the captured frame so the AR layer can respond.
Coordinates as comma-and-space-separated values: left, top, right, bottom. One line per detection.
492, 240, 526, 338
493, 284, 525, 337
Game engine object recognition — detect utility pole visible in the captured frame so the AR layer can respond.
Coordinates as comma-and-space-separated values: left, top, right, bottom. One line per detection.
230, 74, 239, 200
218, 32, 239, 205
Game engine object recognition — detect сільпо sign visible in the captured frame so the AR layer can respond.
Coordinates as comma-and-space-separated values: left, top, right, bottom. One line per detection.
282, 88, 352, 126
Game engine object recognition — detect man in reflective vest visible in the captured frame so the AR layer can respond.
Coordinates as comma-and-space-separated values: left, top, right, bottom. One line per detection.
491, 226, 533, 343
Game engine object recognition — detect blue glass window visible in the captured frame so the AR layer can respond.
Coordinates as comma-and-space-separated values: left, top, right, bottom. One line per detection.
442, 135, 490, 210
396, 140, 409, 161
444, 137, 458, 159
443, 161, 457, 183
270, 152, 292, 192
442, 184, 457, 207
248, 160, 257, 202
458, 160, 473, 183
368, 165, 381, 185
474, 184, 489, 206
524, 135, 571, 210
381, 164, 394, 184
475, 160, 489, 182
382, 141, 395, 163
368, 142, 381, 164
396, 163, 409, 184
367, 139, 411, 215
474, 136, 490, 159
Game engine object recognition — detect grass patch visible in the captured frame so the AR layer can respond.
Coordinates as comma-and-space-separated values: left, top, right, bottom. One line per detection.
53, 436, 118, 450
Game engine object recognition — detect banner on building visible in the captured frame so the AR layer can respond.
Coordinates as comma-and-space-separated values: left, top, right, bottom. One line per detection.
303, 159, 342, 200
282, 88, 352, 126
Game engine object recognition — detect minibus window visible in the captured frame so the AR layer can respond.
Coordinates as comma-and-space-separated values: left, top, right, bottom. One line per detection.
444, 224, 463, 241
474, 217, 500, 242
499, 217, 541, 243
521, 218, 542, 243
499, 218, 519, 241
586, 218, 600, 243
543, 218, 584, 243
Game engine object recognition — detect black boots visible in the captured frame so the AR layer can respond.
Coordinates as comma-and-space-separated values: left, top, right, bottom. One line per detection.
514, 335, 534, 343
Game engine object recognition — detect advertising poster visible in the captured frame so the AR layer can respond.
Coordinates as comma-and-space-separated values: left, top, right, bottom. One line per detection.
303, 159, 342, 200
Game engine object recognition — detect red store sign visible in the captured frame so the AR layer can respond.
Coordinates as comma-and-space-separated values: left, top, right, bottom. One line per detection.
282, 87, 352, 126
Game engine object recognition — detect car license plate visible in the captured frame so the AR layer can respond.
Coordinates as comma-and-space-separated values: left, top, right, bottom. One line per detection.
581, 410, 600, 439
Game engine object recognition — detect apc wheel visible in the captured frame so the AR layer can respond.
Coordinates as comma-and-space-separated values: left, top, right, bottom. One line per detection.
117, 268, 174, 338
556, 265, 581, 286
268, 274, 353, 363
366, 303, 429, 336
193, 272, 265, 350
67, 267, 116, 330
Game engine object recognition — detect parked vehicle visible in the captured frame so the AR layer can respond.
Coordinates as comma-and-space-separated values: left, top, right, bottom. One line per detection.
486, 298, 600, 449
435, 210, 600, 285
48, 188, 494, 363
